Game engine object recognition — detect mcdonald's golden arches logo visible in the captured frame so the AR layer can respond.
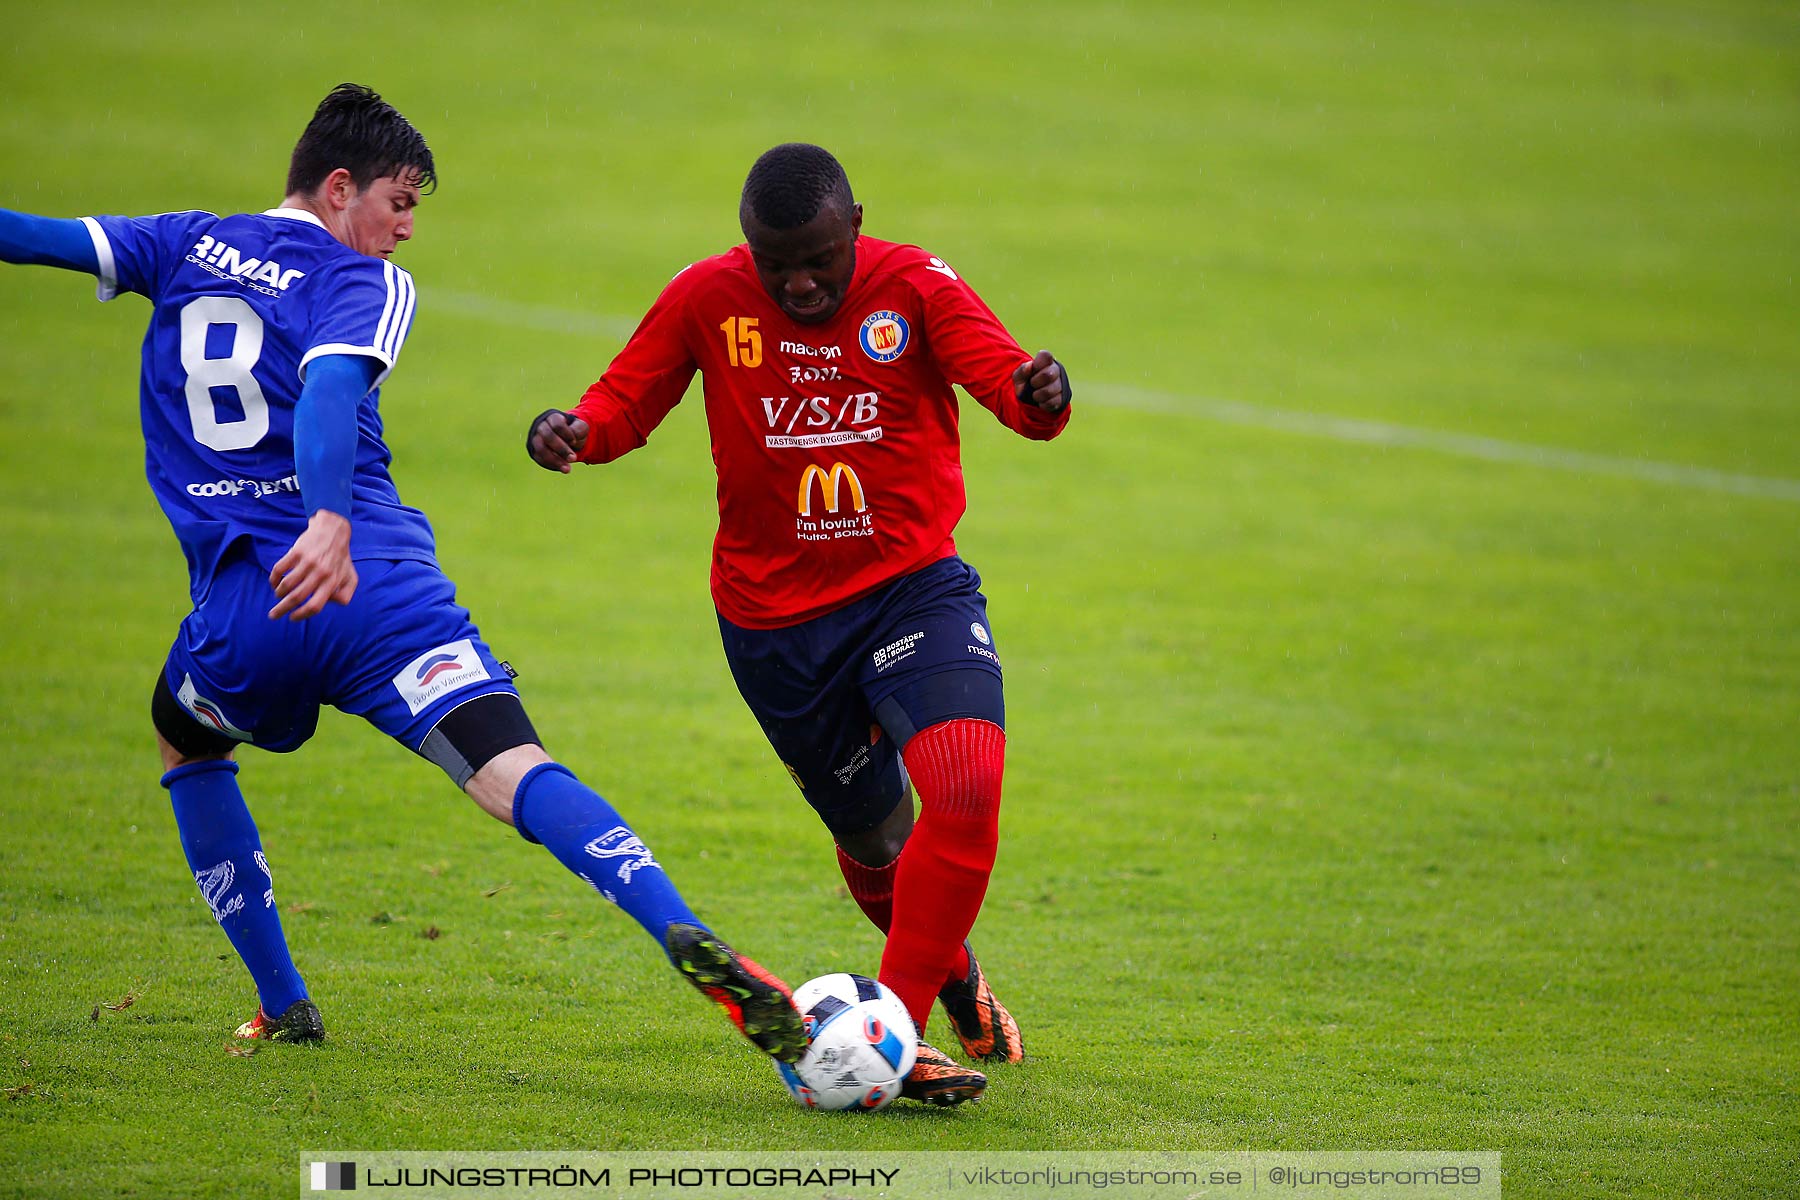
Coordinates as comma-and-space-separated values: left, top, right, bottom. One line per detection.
797, 462, 867, 517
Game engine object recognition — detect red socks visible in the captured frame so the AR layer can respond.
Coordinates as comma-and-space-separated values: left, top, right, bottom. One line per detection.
835, 844, 897, 931
874, 718, 1006, 1035
836, 845, 972, 983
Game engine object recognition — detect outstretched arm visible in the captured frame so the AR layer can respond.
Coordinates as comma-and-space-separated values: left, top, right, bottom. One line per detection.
525, 266, 703, 474
268, 353, 379, 620
0, 209, 100, 273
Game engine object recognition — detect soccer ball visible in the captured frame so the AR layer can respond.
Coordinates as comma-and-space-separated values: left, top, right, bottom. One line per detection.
776, 973, 917, 1111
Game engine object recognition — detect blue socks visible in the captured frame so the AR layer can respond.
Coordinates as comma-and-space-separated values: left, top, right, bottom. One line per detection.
512, 762, 702, 942
164, 758, 697, 1018
162, 760, 307, 1017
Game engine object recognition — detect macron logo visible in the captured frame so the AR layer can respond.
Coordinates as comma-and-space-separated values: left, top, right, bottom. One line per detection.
188, 235, 305, 292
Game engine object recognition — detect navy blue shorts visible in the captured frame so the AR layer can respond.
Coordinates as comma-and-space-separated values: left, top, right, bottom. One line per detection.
718, 555, 1006, 837
163, 548, 519, 755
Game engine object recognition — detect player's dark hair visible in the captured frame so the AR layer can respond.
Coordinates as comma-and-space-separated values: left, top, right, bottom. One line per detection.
740, 143, 854, 231
286, 83, 437, 197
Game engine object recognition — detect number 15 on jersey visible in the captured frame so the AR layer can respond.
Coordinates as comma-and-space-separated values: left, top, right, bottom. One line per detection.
720, 316, 762, 368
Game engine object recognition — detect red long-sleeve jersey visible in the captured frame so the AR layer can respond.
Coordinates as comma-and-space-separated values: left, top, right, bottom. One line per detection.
570, 236, 1070, 628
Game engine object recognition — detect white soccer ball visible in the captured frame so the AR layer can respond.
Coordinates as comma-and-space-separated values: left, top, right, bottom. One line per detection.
776, 973, 917, 1111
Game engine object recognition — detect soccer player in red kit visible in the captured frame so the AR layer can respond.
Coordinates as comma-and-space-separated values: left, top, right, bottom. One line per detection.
528, 143, 1070, 1106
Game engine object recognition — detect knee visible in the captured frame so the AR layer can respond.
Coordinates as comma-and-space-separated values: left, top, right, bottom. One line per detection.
902, 719, 1005, 822
418, 692, 542, 789
837, 806, 911, 865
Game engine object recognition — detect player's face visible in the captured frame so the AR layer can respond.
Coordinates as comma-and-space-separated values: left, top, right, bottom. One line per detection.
343, 174, 421, 259
744, 200, 863, 325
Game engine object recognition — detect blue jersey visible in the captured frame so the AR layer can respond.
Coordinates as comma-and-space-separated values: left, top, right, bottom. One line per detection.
82, 207, 437, 597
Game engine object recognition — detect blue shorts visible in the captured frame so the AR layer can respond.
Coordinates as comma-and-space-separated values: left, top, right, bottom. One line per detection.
163, 548, 519, 755
718, 555, 1006, 837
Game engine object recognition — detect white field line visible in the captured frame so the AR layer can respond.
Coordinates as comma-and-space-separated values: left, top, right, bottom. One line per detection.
430, 289, 1800, 504
1085, 385, 1800, 504
432, 289, 642, 341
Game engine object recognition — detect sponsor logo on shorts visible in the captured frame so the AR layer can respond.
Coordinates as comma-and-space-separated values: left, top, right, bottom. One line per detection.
858, 311, 909, 362
393, 638, 492, 716
177, 674, 252, 742
832, 742, 873, 787
872, 631, 926, 673
583, 826, 660, 884
416, 655, 465, 687
784, 763, 807, 792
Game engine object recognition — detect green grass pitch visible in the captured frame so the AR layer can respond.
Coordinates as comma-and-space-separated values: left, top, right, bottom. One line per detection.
2, 2, 1796, 1197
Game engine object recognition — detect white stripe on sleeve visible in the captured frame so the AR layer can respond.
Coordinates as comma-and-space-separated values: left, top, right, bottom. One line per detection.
298, 343, 397, 388
79, 217, 119, 302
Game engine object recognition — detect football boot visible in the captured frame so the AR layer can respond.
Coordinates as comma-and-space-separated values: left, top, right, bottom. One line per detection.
901, 1042, 987, 1106
233, 997, 325, 1042
937, 942, 1023, 1063
665, 923, 806, 1064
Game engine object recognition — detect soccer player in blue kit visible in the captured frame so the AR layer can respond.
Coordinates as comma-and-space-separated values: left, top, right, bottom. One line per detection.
0, 84, 805, 1060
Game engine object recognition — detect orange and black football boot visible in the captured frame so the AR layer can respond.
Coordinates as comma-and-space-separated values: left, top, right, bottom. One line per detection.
937, 942, 1023, 1063
901, 1042, 987, 1106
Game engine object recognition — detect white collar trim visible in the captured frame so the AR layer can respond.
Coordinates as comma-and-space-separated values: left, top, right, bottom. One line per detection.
263, 207, 329, 230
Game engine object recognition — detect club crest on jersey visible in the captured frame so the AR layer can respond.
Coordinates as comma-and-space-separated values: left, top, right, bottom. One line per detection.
858, 311, 909, 363
393, 638, 493, 716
